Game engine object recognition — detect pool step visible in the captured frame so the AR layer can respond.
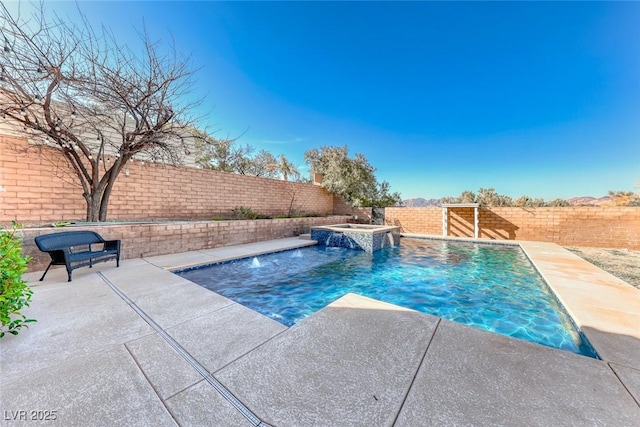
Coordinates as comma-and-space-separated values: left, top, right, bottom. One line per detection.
299, 233, 312, 240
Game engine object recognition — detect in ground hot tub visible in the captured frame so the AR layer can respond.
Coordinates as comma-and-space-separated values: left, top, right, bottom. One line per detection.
310, 224, 401, 252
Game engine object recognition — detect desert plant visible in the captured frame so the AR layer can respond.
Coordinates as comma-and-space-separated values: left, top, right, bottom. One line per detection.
231, 206, 271, 220
273, 213, 318, 219
0, 222, 36, 338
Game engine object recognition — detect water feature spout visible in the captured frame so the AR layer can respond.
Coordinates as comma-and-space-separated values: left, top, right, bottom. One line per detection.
292, 249, 303, 258
310, 224, 401, 253
326, 231, 357, 249
326, 231, 344, 248
250, 257, 261, 268
386, 232, 396, 248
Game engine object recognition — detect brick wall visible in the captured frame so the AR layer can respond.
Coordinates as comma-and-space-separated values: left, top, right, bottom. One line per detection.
449, 208, 476, 238
20, 215, 350, 272
332, 195, 373, 223
6, 134, 639, 253
386, 207, 640, 250
385, 207, 442, 234
0, 136, 337, 225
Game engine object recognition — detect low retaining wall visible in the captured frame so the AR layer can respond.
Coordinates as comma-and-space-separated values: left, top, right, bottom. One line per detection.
385, 207, 640, 250
20, 215, 350, 272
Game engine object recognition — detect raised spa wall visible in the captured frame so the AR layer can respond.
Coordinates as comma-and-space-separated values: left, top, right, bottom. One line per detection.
310, 224, 401, 252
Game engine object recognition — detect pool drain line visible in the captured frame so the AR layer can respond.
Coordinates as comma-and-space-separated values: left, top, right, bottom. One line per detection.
97, 272, 271, 427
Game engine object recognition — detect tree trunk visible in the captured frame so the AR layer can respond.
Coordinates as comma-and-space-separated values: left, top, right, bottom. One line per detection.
85, 192, 102, 222
97, 164, 124, 221
98, 181, 116, 222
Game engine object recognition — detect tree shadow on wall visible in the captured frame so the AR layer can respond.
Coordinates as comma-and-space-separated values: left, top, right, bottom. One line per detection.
479, 208, 519, 240
447, 207, 476, 238
448, 215, 474, 238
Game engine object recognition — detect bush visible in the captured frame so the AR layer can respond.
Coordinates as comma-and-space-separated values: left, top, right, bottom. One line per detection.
273, 213, 318, 219
0, 222, 36, 338
231, 206, 271, 220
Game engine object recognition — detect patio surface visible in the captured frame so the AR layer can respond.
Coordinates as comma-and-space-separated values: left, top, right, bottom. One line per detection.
1, 236, 639, 426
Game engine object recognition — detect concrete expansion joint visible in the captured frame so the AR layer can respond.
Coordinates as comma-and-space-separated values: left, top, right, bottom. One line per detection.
122, 342, 181, 425
96, 271, 268, 427
391, 318, 442, 426
608, 363, 640, 408
212, 330, 287, 376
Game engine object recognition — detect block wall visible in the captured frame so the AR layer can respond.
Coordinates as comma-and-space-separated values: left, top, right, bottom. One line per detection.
20, 215, 350, 272
385, 207, 442, 235
449, 208, 476, 238
0, 136, 336, 225
385, 207, 640, 250
332, 195, 373, 222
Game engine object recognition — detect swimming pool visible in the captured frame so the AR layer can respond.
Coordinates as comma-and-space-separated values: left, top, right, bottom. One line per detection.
176, 238, 597, 357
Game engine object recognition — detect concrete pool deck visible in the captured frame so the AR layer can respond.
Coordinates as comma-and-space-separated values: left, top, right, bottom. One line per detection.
1, 237, 639, 426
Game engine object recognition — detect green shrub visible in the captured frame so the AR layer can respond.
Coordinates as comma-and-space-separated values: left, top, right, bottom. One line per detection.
231, 206, 271, 220
0, 222, 36, 338
274, 213, 319, 219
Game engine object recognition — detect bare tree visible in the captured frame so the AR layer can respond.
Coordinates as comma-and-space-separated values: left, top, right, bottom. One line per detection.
281, 181, 300, 217
0, 3, 202, 221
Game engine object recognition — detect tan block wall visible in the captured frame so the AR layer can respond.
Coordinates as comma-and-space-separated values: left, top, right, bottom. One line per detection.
20, 215, 350, 272
449, 208, 476, 238
386, 207, 640, 249
332, 195, 373, 222
385, 207, 443, 235
484, 207, 640, 248
1, 136, 336, 225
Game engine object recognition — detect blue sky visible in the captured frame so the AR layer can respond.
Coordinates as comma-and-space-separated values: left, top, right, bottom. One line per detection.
13, 1, 640, 199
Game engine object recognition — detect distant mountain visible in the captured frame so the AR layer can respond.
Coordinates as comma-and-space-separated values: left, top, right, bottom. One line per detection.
567, 196, 612, 206
402, 195, 615, 207
403, 197, 442, 207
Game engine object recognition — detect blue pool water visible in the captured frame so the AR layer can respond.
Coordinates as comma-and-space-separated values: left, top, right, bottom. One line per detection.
177, 238, 597, 357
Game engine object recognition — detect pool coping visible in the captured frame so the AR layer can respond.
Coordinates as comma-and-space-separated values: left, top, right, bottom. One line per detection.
311, 223, 401, 234
154, 233, 639, 367
402, 233, 640, 368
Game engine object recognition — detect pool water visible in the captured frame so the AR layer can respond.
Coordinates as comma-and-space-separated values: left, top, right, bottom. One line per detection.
176, 238, 597, 357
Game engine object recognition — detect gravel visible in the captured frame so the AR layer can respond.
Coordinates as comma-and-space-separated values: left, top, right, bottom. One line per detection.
565, 246, 640, 291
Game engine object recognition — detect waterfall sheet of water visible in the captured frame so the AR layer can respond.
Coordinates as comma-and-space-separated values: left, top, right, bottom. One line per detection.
386, 232, 396, 248
325, 232, 356, 249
